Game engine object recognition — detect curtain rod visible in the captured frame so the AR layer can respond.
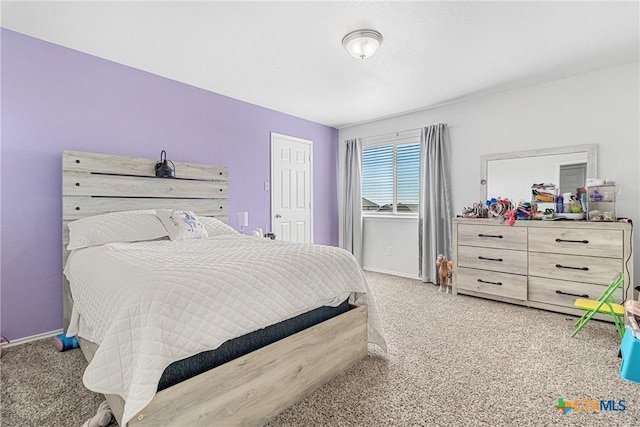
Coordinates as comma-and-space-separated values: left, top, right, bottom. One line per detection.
359, 121, 453, 143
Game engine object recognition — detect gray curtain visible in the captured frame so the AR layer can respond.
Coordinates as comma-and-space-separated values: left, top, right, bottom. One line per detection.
418, 124, 453, 283
341, 139, 363, 264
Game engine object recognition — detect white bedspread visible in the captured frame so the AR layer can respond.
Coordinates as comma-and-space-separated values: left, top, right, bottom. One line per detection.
64, 235, 386, 426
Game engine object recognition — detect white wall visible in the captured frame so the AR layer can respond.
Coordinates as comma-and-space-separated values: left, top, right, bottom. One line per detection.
340, 62, 640, 279
362, 216, 419, 278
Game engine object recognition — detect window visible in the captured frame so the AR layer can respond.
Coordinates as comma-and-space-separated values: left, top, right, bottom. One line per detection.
362, 140, 420, 214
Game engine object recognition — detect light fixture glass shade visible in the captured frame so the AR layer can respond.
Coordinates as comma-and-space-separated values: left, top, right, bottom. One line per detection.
342, 29, 383, 59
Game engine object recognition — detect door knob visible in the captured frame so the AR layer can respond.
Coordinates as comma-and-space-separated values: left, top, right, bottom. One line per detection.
275, 214, 282, 218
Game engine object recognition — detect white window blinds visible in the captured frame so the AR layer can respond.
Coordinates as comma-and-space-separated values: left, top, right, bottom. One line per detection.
362, 141, 420, 213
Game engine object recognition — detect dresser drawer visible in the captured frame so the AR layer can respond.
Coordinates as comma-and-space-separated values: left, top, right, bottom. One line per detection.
528, 228, 622, 258
457, 224, 527, 250
453, 218, 633, 319
457, 245, 527, 275
528, 252, 621, 285
456, 267, 527, 300
528, 276, 624, 308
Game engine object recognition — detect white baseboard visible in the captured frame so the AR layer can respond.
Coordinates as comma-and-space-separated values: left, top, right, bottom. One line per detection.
0, 329, 63, 348
362, 267, 421, 281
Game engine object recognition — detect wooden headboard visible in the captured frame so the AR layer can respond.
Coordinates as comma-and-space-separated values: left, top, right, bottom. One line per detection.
62, 150, 229, 330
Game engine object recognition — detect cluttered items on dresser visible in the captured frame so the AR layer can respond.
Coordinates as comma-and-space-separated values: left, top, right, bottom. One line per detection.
461, 178, 622, 225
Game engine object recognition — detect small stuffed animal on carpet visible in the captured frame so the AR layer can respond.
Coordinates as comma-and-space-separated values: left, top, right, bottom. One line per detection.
437, 255, 453, 294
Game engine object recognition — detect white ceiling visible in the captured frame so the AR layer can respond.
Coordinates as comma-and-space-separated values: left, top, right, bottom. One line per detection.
2, 1, 639, 128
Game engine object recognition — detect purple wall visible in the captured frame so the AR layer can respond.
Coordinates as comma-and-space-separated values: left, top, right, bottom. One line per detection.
0, 29, 339, 341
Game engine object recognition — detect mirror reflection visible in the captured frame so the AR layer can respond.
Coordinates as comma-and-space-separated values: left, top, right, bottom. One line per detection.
481, 144, 597, 203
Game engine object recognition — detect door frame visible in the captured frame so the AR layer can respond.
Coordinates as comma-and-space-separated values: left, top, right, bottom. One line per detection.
270, 132, 314, 243
557, 161, 587, 194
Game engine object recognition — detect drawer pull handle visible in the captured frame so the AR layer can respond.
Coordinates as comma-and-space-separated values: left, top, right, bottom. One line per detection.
555, 264, 589, 271
478, 256, 503, 262
555, 238, 589, 244
478, 233, 503, 239
555, 290, 589, 298
477, 279, 502, 286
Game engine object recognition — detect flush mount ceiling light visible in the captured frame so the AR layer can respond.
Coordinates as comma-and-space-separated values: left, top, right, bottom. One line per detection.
342, 29, 383, 59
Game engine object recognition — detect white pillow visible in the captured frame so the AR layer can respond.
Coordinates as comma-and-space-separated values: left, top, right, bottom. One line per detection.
199, 216, 239, 236
155, 209, 209, 241
68, 210, 168, 250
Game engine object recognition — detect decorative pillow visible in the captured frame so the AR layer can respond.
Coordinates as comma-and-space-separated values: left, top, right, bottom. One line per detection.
199, 216, 239, 236
67, 210, 168, 250
155, 209, 209, 241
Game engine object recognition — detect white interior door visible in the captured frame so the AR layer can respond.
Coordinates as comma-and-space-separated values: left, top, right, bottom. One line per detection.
271, 133, 313, 243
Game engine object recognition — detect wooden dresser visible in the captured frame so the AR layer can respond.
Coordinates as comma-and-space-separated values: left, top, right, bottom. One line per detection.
452, 218, 633, 320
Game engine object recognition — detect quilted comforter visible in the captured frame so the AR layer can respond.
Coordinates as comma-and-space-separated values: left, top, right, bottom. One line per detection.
64, 234, 386, 426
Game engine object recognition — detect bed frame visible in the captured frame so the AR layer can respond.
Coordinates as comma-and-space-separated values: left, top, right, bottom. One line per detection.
62, 150, 368, 426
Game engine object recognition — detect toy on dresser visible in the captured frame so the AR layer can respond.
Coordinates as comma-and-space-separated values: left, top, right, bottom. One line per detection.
436, 254, 453, 294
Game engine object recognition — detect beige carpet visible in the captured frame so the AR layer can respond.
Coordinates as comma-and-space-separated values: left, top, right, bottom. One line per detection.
1, 271, 638, 426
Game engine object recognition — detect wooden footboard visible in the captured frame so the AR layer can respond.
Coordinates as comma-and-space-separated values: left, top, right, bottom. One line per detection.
79, 305, 368, 426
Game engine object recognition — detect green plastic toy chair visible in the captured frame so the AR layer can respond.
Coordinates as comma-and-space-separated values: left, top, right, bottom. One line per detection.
571, 273, 625, 338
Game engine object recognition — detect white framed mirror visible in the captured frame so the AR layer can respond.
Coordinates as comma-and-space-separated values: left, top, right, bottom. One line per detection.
480, 144, 598, 202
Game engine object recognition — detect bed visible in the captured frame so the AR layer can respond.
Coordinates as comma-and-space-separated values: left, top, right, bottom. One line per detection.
61, 150, 386, 426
